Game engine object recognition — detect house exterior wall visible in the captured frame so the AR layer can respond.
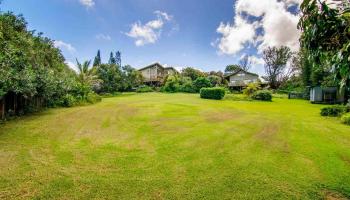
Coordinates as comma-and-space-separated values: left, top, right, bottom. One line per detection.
228, 72, 259, 87
140, 64, 165, 82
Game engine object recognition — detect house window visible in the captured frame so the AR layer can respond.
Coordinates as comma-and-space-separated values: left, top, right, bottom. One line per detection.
237, 73, 245, 77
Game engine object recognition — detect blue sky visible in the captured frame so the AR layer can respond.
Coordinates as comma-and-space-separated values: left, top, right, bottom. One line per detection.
1, 0, 301, 75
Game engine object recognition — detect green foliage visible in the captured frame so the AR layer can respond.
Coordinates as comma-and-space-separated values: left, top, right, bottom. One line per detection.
62, 94, 77, 107
96, 64, 122, 93
193, 77, 212, 92
207, 75, 222, 87
251, 90, 272, 101
243, 83, 261, 96
163, 75, 180, 93
179, 76, 196, 93
262, 46, 293, 89
320, 105, 349, 117
136, 85, 153, 93
225, 65, 241, 73
299, 0, 350, 90
200, 87, 226, 100
181, 67, 205, 81
93, 50, 101, 67
86, 92, 102, 104
120, 65, 144, 91
341, 113, 350, 125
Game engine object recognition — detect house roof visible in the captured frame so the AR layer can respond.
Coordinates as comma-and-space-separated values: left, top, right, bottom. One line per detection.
224, 69, 259, 78
138, 63, 179, 73
138, 62, 164, 71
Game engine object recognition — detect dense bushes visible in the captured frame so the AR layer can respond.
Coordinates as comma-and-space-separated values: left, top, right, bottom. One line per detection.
251, 90, 272, 101
136, 85, 153, 93
243, 83, 260, 96
320, 105, 349, 117
193, 77, 212, 92
341, 113, 350, 125
200, 87, 226, 100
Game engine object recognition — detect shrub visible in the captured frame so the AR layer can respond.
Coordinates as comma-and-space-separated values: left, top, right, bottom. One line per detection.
243, 83, 261, 96
320, 105, 349, 117
163, 75, 180, 93
200, 87, 226, 100
251, 90, 272, 101
341, 113, 350, 125
193, 77, 212, 92
136, 85, 153, 93
62, 94, 77, 107
86, 92, 102, 104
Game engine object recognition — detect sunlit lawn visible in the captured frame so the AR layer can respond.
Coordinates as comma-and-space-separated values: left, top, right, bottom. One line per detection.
0, 93, 350, 199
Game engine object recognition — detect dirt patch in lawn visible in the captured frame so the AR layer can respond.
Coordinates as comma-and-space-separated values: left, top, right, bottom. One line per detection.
255, 123, 290, 153
204, 111, 242, 123
323, 191, 348, 200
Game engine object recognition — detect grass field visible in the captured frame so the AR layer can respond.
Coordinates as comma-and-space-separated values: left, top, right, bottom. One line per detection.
1, 93, 350, 199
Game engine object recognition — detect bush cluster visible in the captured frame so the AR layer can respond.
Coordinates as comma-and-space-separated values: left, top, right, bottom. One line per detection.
200, 87, 226, 100
320, 105, 349, 117
136, 85, 154, 93
341, 113, 350, 125
251, 90, 272, 101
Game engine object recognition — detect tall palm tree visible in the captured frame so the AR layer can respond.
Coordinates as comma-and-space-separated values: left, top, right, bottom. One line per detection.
76, 59, 101, 87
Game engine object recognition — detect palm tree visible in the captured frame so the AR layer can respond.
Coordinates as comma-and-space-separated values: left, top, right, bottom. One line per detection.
76, 59, 101, 88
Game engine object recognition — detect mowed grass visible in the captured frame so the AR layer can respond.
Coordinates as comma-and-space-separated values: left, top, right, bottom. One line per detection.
1, 93, 350, 199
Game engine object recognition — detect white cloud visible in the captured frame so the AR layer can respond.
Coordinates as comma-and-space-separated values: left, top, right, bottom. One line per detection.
96, 34, 112, 41
54, 40, 76, 53
126, 11, 173, 46
214, 0, 301, 55
79, 0, 95, 8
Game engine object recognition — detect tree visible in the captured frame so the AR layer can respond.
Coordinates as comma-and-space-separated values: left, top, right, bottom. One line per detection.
262, 46, 293, 89
207, 75, 222, 87
121, 65, 143, 91
76, 59, 100, 93
225, 64, 241, 73
181, 67, 205, 81
93, 50, 101, 67
108, 52, 116, 65
115, 51, 121, 66
96, 63, 122, 93
239, 55, 252, 72
299, 0, 350, 99
193, 77, 212, 92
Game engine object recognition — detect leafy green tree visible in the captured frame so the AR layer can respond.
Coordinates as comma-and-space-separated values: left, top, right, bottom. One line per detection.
193, 77, 212, 92
262, 46, 293, 89
115, 51, 121, 66
225, 64, 241, 73
121, 65, 143, 91
108, 52, 116, 65
207, 75, 222, 87
299, 0, 350, 97
96, 64, 122, 93
93, 50, 101, 67
163, 75, 180, 93
76, 59, 100, 93
181, 67, 205, 81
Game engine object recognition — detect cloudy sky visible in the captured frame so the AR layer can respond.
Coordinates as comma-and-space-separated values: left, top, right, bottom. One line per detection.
2, 0, 302, 75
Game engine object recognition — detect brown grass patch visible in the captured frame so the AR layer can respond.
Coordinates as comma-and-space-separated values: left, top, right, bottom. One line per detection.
204, 111, 241, 123
324, 191, 349, 200
255, 123, 290, 153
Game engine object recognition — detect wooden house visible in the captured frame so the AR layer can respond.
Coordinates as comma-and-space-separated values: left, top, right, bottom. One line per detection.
225, 69, 260, 90
138, 63, 178, 85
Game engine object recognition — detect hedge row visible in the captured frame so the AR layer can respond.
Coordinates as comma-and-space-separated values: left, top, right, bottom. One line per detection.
200, 87, 226, 100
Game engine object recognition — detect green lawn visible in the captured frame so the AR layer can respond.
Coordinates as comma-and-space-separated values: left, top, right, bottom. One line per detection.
1, 93, 350, 199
